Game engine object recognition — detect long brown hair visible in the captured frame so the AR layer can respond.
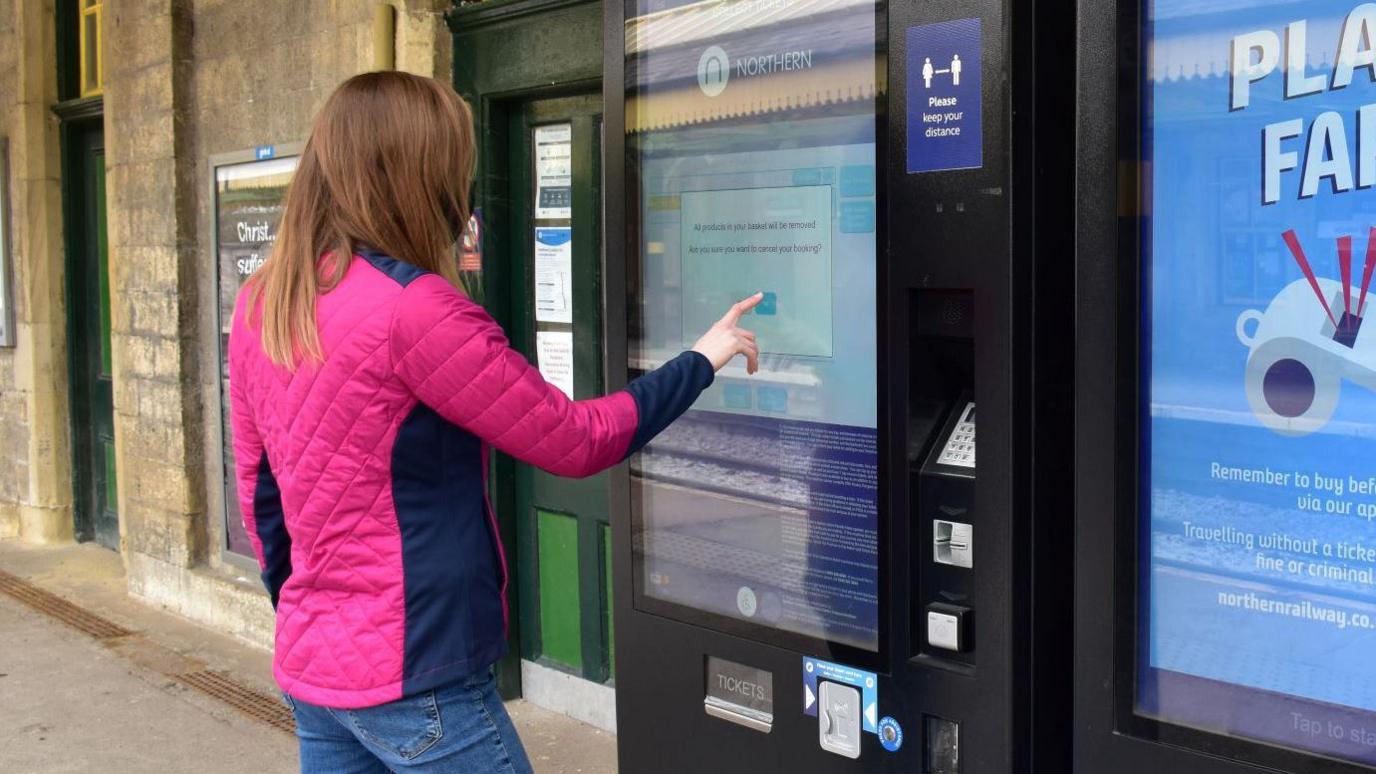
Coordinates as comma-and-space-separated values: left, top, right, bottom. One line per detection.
247, 72, 476, 367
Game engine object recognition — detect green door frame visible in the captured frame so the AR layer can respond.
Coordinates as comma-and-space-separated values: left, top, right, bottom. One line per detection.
57, 0, 115, 548
448, 0, 604, 698
55, 97, 117, 550
506, 94, 613, 684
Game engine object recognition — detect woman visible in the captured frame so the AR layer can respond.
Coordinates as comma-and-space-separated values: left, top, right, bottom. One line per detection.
228, 72, 760, 773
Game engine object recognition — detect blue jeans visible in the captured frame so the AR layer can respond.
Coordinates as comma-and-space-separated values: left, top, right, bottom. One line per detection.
285, 669, 534, 773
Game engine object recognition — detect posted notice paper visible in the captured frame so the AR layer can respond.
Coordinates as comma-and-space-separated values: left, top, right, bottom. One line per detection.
535, 331, 575, 399
534, 227, 573, 323
534, 123, 572, 219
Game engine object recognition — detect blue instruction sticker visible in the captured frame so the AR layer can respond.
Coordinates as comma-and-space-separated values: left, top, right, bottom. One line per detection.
878, 716, 903, 751
906, 18, 983, 173
803, 657, 879, 734
255, 145, 275, 160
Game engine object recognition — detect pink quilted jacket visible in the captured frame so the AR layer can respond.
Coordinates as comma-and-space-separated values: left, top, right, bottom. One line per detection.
229, 250, 712, 708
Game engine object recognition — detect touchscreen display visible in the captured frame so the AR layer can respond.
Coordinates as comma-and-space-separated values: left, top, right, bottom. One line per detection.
1141, 0, 1376, 764
626, 0, 880, 651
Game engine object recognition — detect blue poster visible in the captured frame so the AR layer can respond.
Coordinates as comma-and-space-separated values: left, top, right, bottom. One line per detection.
1144, 2, 1376, 765
906, 18, 982, 173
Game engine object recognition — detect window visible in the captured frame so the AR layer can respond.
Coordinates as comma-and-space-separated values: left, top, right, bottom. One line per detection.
79, 0, 103, 98
211, 149, 300, 560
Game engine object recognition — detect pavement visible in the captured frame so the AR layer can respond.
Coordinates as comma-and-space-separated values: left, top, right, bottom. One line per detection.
0, 540, 617, 774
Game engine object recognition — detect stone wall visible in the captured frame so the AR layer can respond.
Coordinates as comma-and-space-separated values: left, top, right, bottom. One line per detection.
188, 1, 393, 569
100, 0, 454, 641
0, 0, 455, 642
0, 0, 71, 544
104, 0, 199, 572
0, 0, 23, 539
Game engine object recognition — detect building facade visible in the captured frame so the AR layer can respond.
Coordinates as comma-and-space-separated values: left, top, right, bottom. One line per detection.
0, 0, 624, 731
0, 0, 454, 667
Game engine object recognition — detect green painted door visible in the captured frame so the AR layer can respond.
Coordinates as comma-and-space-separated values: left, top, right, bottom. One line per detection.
504, 93, 616, 683
66, 124, 117, 549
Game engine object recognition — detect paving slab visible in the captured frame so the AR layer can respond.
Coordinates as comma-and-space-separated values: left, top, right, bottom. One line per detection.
0, 540, 617, 774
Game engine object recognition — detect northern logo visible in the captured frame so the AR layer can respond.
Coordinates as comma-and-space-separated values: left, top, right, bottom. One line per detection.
698, 45, 730, 97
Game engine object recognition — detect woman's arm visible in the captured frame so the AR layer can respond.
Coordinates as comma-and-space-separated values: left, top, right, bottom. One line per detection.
390, 273, 756, 478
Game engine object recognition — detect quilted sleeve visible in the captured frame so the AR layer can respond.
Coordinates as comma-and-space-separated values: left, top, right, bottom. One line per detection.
228, 296, 292, 608
390, 273, 713, 478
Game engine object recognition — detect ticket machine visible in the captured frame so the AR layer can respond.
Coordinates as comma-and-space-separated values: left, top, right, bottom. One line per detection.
604, 0, 1074, 771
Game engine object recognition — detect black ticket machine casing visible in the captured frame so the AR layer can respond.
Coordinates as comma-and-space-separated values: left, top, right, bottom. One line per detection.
605, 0, 1074, 771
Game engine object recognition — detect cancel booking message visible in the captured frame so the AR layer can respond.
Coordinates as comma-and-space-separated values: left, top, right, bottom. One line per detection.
680, 185, 834, 358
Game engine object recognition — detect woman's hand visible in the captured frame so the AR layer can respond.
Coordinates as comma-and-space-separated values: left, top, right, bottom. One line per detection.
692, 293, 763, 374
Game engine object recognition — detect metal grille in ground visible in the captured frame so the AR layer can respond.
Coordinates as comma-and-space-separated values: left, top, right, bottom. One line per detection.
177, 670, 296, 735
0, 566, 294, 736
0, 568, 132, 639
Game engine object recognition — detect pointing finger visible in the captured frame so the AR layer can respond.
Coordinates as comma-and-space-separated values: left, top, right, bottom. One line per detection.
742, 339, 760, 374
720, 292, 764, 326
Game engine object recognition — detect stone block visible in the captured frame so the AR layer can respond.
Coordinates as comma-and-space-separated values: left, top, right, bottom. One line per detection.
125, 550, 275, 650
121, 503, 197, 566
108, 0, 178, 31
111, 245, 177, 298
0, 391, 31, 465
18, 178, 65, 320
0, 352, 17, 393
193, 55, 250, 116
106, 113, 177, 167
110, 202, 176, 253
0, 449, 28, 505
109, 62, 176, 118
105, 10, 173, 77
119, 332, 158, 378
117, 405, 188, 465
0, 502, 18, 539
122, 454, 197, 515
108, 156, 177, 218
13, 321, 64, 397
132, 377, 184, 426
308, 31, 339, 92
126, 289, 179, 338
19, 503, 73, 545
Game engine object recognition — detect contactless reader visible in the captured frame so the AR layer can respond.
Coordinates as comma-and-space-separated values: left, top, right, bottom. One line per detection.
819, 681, 863, 759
